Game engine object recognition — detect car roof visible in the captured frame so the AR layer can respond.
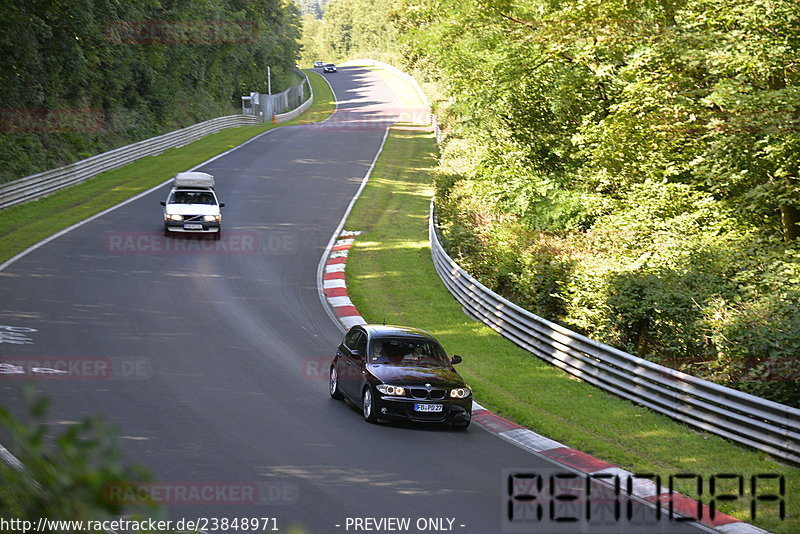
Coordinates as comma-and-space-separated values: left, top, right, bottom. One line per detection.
358, 324, 438, 342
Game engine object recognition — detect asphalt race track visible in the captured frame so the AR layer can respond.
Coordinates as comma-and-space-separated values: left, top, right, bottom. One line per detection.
0, 68, 708, 534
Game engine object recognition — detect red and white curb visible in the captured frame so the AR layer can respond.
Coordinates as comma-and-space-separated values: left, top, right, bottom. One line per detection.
319, 232, 768, 534
322, 231, 367, 330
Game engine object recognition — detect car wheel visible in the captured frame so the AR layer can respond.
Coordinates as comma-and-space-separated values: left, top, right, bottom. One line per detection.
329, 365, 343, 400
164, 227, 170, 237
362, 386, 378, 423
214, 231, 221, 241
453, 419, 471, 430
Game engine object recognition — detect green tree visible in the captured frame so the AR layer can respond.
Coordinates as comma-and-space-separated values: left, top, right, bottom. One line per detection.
0, 0, 302, 182
395, 0, 800, 405
1, 391, 161, 526
305, 0, 399, 62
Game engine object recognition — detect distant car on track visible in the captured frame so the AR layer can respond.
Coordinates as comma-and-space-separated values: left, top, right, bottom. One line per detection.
323, 63, 337, 73
314, 60, 324, 68
329, 324, 472, 428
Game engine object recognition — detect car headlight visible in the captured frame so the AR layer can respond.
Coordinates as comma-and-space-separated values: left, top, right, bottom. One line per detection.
450, 387, 471, 399
165, 214, 183, 221
203, 215, 220, 222
376, 384, 405, 396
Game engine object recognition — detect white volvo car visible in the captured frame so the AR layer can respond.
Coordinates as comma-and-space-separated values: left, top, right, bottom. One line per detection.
161, 172, 225, 239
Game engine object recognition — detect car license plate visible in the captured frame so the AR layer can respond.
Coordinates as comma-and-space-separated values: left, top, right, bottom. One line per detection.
414, 403, 443, 413
183, 223, 203, 230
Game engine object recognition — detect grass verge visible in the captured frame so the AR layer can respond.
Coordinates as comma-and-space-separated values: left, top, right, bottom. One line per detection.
0, 70, 334, 263
343, 122, 797, 533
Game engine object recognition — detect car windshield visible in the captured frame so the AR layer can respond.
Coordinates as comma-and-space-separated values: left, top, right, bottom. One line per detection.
368, 338, 450, 367
169, 191, 215, 205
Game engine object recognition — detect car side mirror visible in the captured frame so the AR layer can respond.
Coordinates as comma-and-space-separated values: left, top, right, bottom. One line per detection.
451, 355, 463, 365
219, 203, 225, 208
160, 201, 166, 206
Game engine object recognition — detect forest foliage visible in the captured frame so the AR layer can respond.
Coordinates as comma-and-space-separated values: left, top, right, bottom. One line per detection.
299, 0, 400, 65
0, 0, 302, 183
399, 0, 800, 407
295, 0, 332, 19
305, 0, 800, 406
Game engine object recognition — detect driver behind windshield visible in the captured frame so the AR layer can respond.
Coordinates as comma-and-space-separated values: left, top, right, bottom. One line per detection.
371, 339, 449, 366
403, 344, 427, 363
371, 341, 387, 362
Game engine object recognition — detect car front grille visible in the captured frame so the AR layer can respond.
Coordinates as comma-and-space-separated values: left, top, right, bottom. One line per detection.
409, 388, 446, 400
429, 389, 446, 400
183, 214, 204, 222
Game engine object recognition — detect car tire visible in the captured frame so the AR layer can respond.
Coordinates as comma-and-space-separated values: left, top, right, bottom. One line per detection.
453, 419, 471, 430
329, 365, 343, 400
362, 386, 378, 424
214, 230, 221, 241
164, 227, 170, 238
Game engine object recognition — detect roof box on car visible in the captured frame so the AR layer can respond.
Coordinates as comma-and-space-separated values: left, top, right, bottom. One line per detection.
173, 172, 215, 189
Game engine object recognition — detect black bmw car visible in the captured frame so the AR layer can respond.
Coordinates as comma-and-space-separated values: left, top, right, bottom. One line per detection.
329, 324, 472, 428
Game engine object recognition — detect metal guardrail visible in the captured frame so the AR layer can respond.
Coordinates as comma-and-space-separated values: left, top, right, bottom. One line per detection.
0, 115, 259, 210
274, 70, 313, 123
429, 201, 800, 465
244, 69, 312, 123
275, 94, 312, 123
